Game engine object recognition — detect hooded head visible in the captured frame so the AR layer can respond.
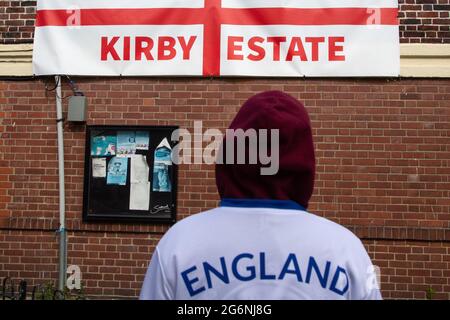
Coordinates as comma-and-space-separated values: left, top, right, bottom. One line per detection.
215, 91, 315, 209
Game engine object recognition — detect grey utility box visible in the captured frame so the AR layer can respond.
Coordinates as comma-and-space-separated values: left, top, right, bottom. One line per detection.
67, 95, 87, 122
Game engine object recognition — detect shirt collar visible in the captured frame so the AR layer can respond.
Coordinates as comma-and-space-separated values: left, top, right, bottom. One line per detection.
220, 198, 306, 211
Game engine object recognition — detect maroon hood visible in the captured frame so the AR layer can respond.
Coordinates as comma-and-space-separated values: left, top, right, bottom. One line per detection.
215, 91, 315, 209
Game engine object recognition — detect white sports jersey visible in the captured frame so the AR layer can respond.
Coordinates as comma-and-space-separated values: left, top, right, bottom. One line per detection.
140, 199, 382, 300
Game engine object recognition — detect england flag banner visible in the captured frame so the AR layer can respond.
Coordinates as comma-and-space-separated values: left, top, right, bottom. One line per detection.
33, 0, 400, 77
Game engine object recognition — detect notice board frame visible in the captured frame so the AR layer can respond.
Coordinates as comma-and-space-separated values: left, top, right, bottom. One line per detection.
82, 125, 178, 224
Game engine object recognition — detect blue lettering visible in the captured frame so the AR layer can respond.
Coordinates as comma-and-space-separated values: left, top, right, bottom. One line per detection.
203, 257, 229, 289
305, 257, 331, 288
329, 266, 349, 296
181, 266, 206, 297
260, 252, 276, 280
231, 253, 256, 281
182, 253, 348, 297
278, 253, 303, 282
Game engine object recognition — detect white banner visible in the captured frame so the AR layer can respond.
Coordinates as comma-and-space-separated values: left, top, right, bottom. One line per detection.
33, 0, 400, 77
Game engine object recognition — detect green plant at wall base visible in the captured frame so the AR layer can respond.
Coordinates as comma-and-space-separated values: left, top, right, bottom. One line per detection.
33, 281, 86, 300
425, 287, 436, 300
33, 282, 57, 300
64, 282, 87, 300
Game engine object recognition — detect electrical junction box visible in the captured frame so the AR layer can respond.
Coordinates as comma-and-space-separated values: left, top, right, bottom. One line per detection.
68, 95, 87, 122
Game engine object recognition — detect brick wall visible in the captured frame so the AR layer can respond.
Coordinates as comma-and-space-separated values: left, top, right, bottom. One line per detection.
0, 229, 159, 298
365, 240, 450, 299
399, 0, 450, 43
1, 0, 450, 44
0, 0, 35, 44
0, 78, 449, 298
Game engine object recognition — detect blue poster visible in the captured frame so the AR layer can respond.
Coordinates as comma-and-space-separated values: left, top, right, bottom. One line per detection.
107, 157, 128, 185
152, 138, 172, 192
91, 134, 116, 156
117, 131, 136, 155
136, 131, 150, 150
152, 163, 171, 192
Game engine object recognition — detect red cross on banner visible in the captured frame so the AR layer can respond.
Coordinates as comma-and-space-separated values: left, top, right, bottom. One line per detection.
33, 0, 400, 77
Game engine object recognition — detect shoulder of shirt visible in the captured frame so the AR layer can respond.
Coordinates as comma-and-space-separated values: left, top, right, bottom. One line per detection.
305, 212, 366, 248
158, 207, 364, 249
156, 208, 220, 246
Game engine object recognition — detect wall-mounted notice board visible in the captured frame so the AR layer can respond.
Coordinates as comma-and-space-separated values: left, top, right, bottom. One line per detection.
83, 125, 178, 224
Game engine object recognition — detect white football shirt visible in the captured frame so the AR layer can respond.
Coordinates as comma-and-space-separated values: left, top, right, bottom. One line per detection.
140, 199, 382, 300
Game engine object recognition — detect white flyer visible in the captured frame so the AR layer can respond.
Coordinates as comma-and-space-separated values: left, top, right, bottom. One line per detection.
131, 155, 149, 183
129, 182, 151, 211
92, 158, 106, 178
